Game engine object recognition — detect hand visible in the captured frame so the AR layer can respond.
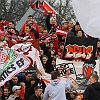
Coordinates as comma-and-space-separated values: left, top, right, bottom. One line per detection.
37, 73, 41, 79
62, 18, 65, 21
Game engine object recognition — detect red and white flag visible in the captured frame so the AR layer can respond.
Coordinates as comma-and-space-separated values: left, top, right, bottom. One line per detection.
0, 46, 30, 86
30, 0, 58, 15
30, 0, 47, 13
43, 1, 58, 15
9, 39, 45, 75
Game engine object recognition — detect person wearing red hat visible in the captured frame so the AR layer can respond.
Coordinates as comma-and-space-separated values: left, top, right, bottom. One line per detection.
21, 15, 40, 39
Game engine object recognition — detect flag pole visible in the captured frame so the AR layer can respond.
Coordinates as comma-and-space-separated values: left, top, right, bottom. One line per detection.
99, 59, 100, 82
30, 0, 32, 5
57, 14, 66, 21
30, 0, 65, 21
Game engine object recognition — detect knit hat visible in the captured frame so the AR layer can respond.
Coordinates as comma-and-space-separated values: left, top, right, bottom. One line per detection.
75, 21, 80, 25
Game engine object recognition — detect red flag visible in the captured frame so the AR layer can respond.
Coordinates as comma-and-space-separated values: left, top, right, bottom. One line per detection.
30, 0, 57, 15
20, 85, 25, 99
43, 1, 57, 15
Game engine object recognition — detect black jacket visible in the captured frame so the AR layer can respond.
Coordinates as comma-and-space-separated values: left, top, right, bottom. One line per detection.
24, 78, 39, 100
31, 28, 39, 39
28, 94, 42, 100
15, 97, 23, 100
83, 82, 100, 100
2, 95, 10, 100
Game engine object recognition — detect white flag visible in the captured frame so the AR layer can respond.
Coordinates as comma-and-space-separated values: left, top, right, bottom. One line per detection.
72, 0, 100, 38
0, 47, 30, 86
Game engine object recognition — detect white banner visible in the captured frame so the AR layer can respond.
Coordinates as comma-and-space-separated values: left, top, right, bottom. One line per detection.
56, 58, 99, 86
10, 41, 45, 75
11, 42, 36, 62
0, 47, 30, 86
72, 0, 100, 38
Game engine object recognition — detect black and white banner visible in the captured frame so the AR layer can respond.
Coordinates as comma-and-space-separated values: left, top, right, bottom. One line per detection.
56, 58, 99, 86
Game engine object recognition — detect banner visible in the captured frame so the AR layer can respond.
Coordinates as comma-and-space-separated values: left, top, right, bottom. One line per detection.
72, 0, 100, 38
64, 36, 98, 61
30, 0, 57, 15
9, 40, 45, 75
0, 46, 30, 86
41, 58, 99, 90
56, 58, 99, 88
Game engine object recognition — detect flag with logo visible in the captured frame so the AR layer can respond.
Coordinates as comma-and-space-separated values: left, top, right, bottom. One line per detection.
0, 46, 30, 86
9, 39, 45, 75
64, 36, 98, 61
56, 58, 99, 88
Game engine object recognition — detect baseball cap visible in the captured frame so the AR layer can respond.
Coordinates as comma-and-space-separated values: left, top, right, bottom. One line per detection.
12, 85, 21, 92
61, 20, 68, 25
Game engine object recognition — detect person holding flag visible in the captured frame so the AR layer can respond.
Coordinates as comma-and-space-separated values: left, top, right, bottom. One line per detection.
21, 15, 40, 38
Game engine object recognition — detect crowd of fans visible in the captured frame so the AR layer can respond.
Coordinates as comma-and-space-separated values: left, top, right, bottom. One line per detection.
0, 13, 100, 100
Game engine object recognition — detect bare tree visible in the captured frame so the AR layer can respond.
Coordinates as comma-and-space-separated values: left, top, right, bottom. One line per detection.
33, 0, 76, 26
0, 0, 76, 26
0, 0, 4, 18
50, 0, 76, 25
0, 0, 29, 23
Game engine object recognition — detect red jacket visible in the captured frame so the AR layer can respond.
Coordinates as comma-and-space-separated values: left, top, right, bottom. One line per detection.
21, 20, 40, 34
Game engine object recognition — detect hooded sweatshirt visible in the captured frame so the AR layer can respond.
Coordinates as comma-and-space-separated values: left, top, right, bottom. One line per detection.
43, 78, 71, 100
83, 82, 100, 100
